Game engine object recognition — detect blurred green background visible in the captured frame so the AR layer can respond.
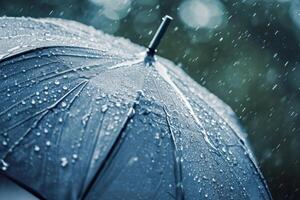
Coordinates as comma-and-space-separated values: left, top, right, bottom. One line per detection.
0, 0, 299, 199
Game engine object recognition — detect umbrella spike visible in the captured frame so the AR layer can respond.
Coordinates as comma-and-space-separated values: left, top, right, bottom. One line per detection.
145, 15, 173, 64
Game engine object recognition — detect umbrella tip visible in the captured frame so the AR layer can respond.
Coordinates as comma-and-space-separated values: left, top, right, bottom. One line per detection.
145, 15, 173, 64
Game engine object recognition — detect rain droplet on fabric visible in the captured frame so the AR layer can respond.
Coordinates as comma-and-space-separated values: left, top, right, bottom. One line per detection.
46, 141, 51, 146
54, 80, 60, 85
61, 101, 67, 107
60, 157, 68, 167
34, 145, 40, 152
101, 105, 108, 112
2, 140, 7, 146
0, 159, 9, 171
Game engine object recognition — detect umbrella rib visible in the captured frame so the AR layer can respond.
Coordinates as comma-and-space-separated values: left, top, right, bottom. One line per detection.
0, 80, 88, 135
0, 60, 59, 81
0, 59, 111, 95
0, 92, 37, 116
154, 62, 218, 152
152, 78, 185, 200
0, 68, 73, 116
79, 99, 107, 196
166, 67, 267, 189
0, 46, 106, 67
154, 68, 248, 198
189, 96, 271, 198
107, 58, 143, 69
163, 107, 185, 200
0, 79, 89, 200
1, 80, 88, 157
164, 69, 269, 198
81, 94, 141, 199
52, 81, 90, 199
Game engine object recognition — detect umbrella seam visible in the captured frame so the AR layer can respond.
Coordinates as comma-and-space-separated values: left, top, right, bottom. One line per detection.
166, 68, 271, 199
80, 93, 142, 199
79, 99, 107, 198
163, 107, 185, 200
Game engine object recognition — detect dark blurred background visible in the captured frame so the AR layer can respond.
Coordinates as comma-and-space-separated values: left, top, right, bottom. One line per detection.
0, 0, 299, 199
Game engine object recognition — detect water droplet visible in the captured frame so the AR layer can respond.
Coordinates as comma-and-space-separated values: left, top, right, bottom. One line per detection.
31, 99, 36, 105
34, 145, 40, 152
154, 132, 160, 140
114, 116, 120, 120
8, 46, 20, 53
81, 114, 90, 126
46, 141, 51, 146
61, 101, 67, 107
222, 146, 226, 153
2, 140, 7, 146
0, 159, 9, 171
137, 90, 144, 96
63, 85, 68, 90
101, 105, 108, 112
54, 80, 60, 85
60, 157, 68, 167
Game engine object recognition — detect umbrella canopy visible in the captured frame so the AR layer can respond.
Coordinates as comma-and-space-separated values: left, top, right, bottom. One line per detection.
0, 16, 271, 200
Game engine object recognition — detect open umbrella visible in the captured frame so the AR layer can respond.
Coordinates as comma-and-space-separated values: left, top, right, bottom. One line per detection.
0, 16, 271, 199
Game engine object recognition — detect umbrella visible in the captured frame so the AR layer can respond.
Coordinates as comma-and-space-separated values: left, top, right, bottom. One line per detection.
0, 16, 271, 200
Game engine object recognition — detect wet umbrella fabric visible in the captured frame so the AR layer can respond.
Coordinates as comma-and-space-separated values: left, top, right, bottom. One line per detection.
0, 17, 271, 200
